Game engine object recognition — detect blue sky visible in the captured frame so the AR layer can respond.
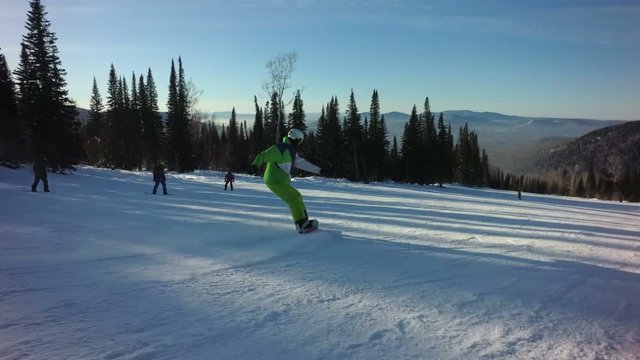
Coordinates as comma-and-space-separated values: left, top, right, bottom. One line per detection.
1, 0, 639, 119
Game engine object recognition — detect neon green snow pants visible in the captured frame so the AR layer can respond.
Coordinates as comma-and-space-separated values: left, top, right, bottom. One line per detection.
266, 182, 307, 222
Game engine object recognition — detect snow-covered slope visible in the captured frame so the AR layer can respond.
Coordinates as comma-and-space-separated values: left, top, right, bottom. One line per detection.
1, 166, 639, 360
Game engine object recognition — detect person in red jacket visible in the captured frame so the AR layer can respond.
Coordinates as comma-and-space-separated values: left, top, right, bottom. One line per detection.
224, 170, 235, 191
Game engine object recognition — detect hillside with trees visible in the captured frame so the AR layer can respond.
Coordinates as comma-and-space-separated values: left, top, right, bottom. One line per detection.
1, 0, 637, 202
535, 120, 640, 201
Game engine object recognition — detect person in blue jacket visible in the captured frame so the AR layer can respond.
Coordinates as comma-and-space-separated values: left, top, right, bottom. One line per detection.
152, 162, 168, 195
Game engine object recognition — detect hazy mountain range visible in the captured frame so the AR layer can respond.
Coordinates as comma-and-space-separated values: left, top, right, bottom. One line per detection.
76, 108, 631, 173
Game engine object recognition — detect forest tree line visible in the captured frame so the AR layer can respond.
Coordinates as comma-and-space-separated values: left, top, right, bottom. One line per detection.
1, 0, 637, 202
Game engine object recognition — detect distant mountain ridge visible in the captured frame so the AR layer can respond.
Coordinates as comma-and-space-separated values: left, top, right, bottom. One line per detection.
75, 107, 630, 172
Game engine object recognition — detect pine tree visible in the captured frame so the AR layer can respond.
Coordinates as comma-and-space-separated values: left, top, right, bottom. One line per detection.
238, 120, 251, 170
128, 73, 142, 169
264, 92, 279, 143
469, 131, 482, 185
176, 57, 194, 172
251, 95, 265, 154
455, 123, 482, 185
367, 90, 389, 181
419, 97, 437, 184
585, 160, 597, 198
225, 107, 240, 169
227, 107, 239, 145
316, 98, 343, 177
303, 130, 319, 167
388, 136, 401, 181
343, 89, 363, 181
85, 77, 106, 165
480, 149, 490, 186
401, 105, 421, 183
105, 64, 123, 167
146, 69, 164, 166
119, 75, 139, 169
166, 60, 179, 170
434, 113, 453, 187
287, 90, 306, 132
0, 50, 23, 165
167, 57, 195, 172
15, 0, 81, 168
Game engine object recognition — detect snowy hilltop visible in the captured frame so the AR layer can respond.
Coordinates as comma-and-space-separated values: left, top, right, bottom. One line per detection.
1, 166, 639, 359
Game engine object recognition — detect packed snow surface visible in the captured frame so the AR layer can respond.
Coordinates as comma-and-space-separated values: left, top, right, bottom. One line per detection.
1, 166, 639, 360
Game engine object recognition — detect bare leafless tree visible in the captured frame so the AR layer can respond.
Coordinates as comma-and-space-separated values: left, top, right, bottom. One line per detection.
606, 155, 624, 195
186, 78, 203, 117
262, 51, 298, 140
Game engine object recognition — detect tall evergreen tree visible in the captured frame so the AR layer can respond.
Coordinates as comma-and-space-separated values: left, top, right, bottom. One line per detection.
128, 73, 143, 169
85, 77, 106, 165
15, 0, 81, 168
225, 107, 240, 169
366, 90, 389, 181
343, 89, 364, 180
585, 160, 597, 198
316, 98, 343, 177
401, 105, 421, 183
145, 69, 164, 166
175, 57, 194, 172
434, 113, 453, 187
119, 76, 138, 169
227, 107, 239, 145
0, 50, 23, 164
454, 123, 483, 186
287, 90, 306, 132
419, 97, 437, 184
388, 136, 401, 181
166, 60, 180, 170
264, 93, 278, 143
251, 95, 265, 154
167, 57, 195, 172
105, 64, 123, 167
455, 124, 471, 184
480, 149, 490, 186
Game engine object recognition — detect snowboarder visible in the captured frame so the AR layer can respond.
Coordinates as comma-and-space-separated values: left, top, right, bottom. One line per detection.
152, 162, 168, 195
224, 170, 235, 191
250, 129, 321, 233
31, 157, 49, 192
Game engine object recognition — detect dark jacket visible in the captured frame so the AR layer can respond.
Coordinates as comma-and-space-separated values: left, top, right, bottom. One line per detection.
33, 161, 47, 178
225, 172, 234, 182
153, 166, 166, 182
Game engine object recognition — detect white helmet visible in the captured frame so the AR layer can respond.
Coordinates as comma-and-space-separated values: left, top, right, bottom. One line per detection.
287, 128, 304, 144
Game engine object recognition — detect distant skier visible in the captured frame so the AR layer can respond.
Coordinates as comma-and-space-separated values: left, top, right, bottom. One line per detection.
152, 162, 168, 195
250, 129, 321, 233
224, 170, 235, 191
31, 157, 49, 192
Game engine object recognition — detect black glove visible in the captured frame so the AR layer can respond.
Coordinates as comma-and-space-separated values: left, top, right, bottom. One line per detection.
248, 165, 259, 176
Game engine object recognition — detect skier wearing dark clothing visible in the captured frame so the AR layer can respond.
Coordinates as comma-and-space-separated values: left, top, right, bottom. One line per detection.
152, 162, 168, 195
31, 159, 49, 192
224, 171, 235, 191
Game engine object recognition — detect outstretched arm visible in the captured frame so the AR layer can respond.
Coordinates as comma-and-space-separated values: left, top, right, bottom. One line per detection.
296, 155, 321, 174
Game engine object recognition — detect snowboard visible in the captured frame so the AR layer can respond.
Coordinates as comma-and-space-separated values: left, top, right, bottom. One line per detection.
298, 219, 319, 234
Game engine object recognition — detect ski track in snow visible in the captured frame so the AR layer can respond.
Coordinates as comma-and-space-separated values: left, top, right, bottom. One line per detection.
1, 166, 639, 360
